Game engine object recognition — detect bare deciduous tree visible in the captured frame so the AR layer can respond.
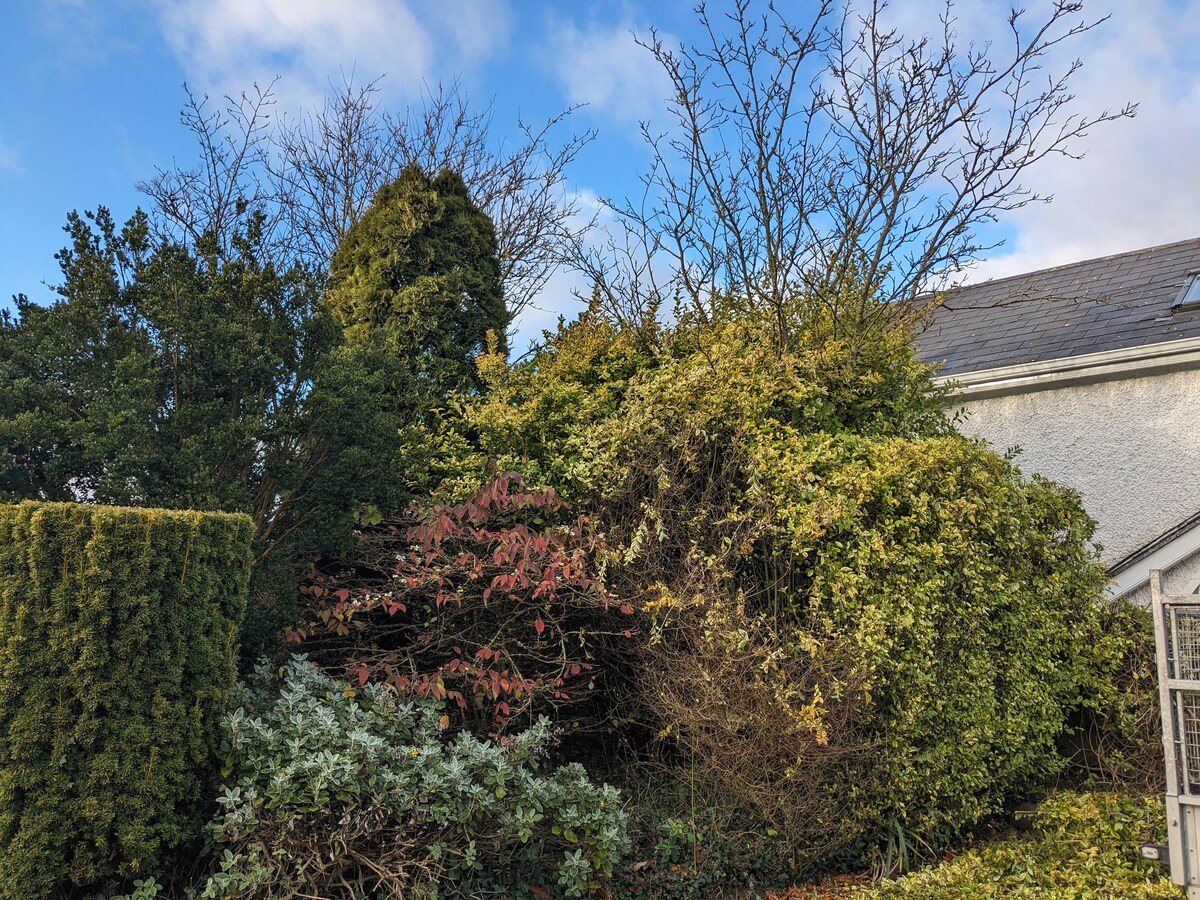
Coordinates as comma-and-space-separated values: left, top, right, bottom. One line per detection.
587, 0, 1135, 348
140, 82, 279, 262
140, 77, 595, 320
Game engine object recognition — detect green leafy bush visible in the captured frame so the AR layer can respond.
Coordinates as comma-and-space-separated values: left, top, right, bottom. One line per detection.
855, 791, 1178, 899
326, 164, 509, 393
0, 501, 251, 898
1069, 601, 1164, 791
203, 656, 629, 898
625, 432, 1114, 865
466, 312, 1115, 867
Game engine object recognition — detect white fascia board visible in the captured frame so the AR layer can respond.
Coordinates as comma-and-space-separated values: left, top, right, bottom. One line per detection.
933, 335, 1200, 400
1109, 523, 1200, 600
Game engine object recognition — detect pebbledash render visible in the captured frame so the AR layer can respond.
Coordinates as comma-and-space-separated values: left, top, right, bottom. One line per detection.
917, 238, 1200, 604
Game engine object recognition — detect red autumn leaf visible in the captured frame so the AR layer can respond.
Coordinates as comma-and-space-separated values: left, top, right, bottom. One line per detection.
356, 665, 369, 686
534, 617, 545, 636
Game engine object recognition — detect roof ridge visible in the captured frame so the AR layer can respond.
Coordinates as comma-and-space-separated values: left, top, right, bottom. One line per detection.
947, 235, 1200, 294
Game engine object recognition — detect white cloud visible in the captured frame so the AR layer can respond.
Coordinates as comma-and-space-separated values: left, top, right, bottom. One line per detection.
152, 0, 511, 113
547, 14, 674, 128
938, 0, 1200, 279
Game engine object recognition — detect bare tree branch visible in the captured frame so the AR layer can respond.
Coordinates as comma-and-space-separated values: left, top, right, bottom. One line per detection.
138, 82, 279, 264
593, 0, 1135, 350
141, 76, 596, 323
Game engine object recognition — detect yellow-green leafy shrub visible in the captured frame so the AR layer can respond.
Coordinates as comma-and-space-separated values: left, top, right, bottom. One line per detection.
468, 313, 1115, 867
855, 791, 1178, 899
775, 437, 1109, 844
0, 501, 251, 897
1070, 601, 1164, 791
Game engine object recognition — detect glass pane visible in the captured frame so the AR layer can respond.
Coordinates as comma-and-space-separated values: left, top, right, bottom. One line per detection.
1182, 275, 1200, 307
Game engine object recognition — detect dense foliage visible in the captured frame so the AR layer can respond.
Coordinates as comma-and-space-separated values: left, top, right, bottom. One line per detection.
461, 309, 1115, 867
0, 501, 251, 898
1069, 602, 1164, 791
292, 473, 635, 732
0, 3, 1153, 891
465, 305, 950, 498
199, 656, 629, 898
0, 209, 412, 643
0, 174, 511, 659
327, 164, 509, 393
849, 791, 1177, 899
0, 210, 319, 515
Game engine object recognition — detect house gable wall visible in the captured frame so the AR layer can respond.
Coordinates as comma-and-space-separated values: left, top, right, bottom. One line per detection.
952, 367, 1200, 566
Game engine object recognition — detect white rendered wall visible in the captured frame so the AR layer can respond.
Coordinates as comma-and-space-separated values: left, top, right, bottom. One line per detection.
952, 368, 1200, 565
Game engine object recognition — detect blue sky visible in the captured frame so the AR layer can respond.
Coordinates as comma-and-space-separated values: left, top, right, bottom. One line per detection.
4, 0, 1200, 341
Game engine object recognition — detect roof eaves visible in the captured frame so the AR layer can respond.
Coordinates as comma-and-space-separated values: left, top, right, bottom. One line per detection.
933, 334, 1200, 399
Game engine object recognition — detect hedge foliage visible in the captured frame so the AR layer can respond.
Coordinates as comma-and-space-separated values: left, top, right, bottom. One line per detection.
853, 791, 1178, 899
0, 501, 252, 897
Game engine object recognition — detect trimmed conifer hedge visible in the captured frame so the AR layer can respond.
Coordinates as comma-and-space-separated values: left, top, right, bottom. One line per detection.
0, 501, 252, 897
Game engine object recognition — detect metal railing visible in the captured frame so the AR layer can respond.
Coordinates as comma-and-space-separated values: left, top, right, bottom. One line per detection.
1152, 569, 1200, 897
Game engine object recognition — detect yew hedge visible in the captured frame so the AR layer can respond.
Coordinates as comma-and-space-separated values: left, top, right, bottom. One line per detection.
0, 501, 252, 897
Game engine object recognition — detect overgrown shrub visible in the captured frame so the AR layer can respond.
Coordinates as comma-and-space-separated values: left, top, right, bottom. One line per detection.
1069, 601, 1164, 791
0, 501, 251, 898
462, 308, 661, 499
467, 306, 952, 502
624, 433, 1114, 866
202, 656, 629, 898
466, 312, 1115, 868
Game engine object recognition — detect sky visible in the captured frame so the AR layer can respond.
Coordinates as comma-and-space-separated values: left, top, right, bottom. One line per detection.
3, 0, 1200, 344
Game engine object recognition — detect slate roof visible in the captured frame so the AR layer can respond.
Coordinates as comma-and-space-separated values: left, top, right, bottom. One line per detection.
916, 237, 1200, 376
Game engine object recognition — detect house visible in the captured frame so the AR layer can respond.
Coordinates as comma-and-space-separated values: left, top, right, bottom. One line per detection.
916, 238, 1200, 604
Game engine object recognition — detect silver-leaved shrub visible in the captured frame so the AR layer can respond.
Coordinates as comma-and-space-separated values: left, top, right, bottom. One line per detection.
200, 656, 629, 898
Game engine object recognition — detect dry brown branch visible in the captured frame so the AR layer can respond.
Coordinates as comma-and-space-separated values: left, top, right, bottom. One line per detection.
224, 805, 439, 899
640, 590, 878, 867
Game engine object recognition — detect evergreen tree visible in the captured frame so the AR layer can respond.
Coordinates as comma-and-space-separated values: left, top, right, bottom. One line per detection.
326, 165, 508, 395
0, 208, 414, 658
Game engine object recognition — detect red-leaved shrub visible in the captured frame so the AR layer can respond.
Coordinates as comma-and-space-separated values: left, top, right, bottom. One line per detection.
290, 474, 634, 730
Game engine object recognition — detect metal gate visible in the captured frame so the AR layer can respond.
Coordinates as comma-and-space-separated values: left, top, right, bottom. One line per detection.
1153, 569, 1200, 897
